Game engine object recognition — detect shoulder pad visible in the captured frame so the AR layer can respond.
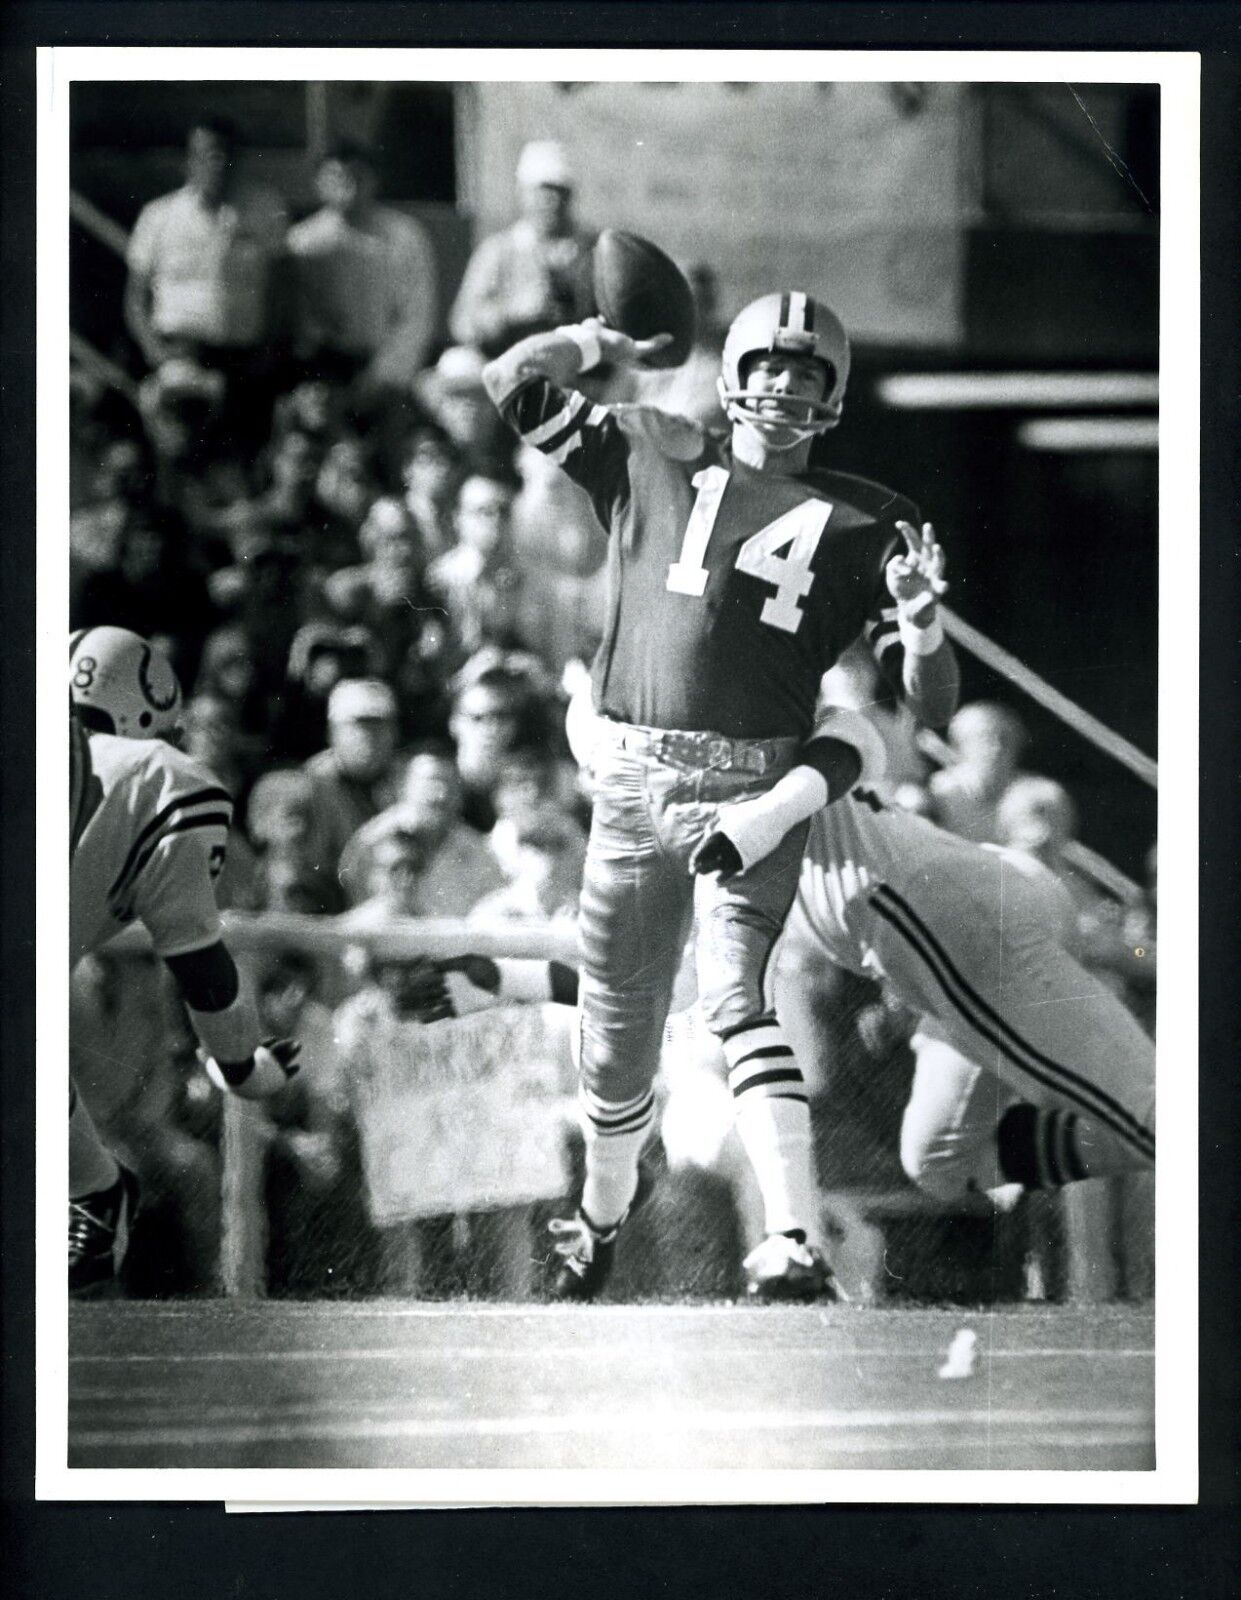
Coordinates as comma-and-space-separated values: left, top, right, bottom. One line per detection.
800, 468, 921, 529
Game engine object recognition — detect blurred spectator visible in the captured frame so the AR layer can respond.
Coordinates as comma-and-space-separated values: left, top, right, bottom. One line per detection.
414, 346, 511, 465
124, 117, 288, 449
182, 690, 257, 813
70, 504, 215, 689
70, 437, 156, 573
134, 357, 248, 542
995, 775, 1133, 985
194, 624, 273, 739
337, 743, 507, 914
473, 803, 587, 924
427, 466, 527, 657
490, 740, 583, 829
246, 768, 345, 914
927, 701, 1028, 844
449, 139, 596, 356
313, 435, 382, 564
271, 377, 341, 446
448, 652, 558, 831
249, 424, 326, 527
399, 424, 462, 561
321, 497, 452, 708
338, 808, 446, 926
205, 521, 309, 693
300, 679, 405, 881
70, 370, 143, 511
273, 621, 379, 762
288, 140, 438, 392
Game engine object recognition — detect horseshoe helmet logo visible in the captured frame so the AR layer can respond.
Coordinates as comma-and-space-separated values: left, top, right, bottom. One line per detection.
138, 643, 180, 712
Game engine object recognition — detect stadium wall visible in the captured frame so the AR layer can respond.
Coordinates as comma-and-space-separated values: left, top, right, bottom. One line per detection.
464, 80, 969, 344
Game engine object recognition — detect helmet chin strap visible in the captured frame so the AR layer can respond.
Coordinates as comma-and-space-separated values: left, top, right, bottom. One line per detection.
720, 384, 840, 452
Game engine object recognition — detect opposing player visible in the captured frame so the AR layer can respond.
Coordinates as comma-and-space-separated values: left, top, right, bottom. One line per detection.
482, 291, 959, 1299
695, 704, 1155, 1188
69, 626, 300, 1296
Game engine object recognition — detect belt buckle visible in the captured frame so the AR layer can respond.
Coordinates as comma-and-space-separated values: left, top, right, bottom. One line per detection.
708, 737, 731, 768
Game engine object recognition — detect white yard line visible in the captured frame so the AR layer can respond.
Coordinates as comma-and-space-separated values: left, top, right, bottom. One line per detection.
69, 1345, 1155, 1365
69, 1405, 1154, 1451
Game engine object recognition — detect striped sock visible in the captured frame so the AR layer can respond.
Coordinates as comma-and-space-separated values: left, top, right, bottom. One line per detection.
723, 1018, 817, 1241
579, 1086, 656, 1231
996, 1104, 1090, 1188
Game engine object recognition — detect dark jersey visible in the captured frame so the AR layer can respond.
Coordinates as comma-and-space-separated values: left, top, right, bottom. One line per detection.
502, 378, 919, 739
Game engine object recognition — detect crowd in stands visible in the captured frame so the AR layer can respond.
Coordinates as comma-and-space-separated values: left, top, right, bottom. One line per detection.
69, 115, 1156, 1298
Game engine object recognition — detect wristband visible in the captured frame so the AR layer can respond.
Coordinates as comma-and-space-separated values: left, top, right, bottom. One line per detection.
564, 324, 604, 375
898, 609, 945, 657
494, 957, 557, 1003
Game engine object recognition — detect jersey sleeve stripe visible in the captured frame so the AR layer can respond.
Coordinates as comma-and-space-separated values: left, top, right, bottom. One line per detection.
548, 430, 584, 465
110, 811, 232, 910
521, 391, 587, 447
108, 786, 232, 899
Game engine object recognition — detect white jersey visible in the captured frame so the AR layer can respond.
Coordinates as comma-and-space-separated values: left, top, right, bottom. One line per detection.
784, 786, 1077, 984
783, 786, 1154, 1165
70, 730, 233, 967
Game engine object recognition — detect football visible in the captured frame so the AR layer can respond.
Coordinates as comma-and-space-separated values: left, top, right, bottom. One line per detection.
592, 229, 697, 369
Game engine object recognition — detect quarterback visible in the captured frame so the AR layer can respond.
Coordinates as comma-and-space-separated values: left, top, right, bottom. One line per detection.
483, 291, 960, 1298
69, 626, 299, 1296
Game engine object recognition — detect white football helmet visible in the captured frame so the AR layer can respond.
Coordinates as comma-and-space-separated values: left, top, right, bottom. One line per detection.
718, 292, 851, 449
69, 625, 183, 741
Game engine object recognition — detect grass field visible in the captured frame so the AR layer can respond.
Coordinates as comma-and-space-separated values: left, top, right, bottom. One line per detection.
68, 1299, 1154, 1471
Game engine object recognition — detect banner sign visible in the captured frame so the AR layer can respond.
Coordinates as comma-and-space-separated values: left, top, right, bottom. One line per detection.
345, 1002, 577, 1223
469, 81, 967, 346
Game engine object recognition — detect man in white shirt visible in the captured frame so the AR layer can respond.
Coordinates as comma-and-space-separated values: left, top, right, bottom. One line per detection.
124, 116, 289, 449
449, 140, 596, 357
287, 141, 439, 391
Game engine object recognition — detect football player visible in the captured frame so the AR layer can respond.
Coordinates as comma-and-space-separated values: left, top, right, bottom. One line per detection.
69, 626, 300, 1296
482, 291, 959, 1299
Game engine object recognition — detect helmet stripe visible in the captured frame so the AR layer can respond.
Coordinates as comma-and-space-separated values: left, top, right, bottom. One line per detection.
802, 296, 816, 334
778, 292, 791, 330
788, 292, 808, 334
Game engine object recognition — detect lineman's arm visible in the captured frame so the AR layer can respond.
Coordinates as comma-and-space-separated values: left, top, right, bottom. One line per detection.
389, 954, 581, 1023
689, 707, 888, 881
163, 940, 300, 1099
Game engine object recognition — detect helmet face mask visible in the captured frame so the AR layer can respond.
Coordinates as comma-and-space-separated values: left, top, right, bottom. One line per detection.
719, 292, 851, 452
69, 626, 184, 744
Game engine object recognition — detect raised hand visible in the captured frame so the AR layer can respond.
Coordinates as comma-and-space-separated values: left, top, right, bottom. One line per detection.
886, 520, 948, 611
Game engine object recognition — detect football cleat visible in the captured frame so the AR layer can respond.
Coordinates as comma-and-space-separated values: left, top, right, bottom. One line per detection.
68, 1165, 140, 1299
742, 1233, 845, 1303
547, 1162, 655, 1303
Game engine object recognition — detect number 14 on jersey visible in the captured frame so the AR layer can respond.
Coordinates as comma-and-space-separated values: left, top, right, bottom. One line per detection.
666, 465, 833, 635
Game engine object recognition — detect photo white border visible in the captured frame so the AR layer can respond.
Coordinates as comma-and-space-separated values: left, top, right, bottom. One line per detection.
36, 44, 1199, 1507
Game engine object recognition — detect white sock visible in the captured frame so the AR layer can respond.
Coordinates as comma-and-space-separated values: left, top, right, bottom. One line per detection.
733, 1093, 819, 1242
579, 1086, 655, 1231
69, 1086, 121, 1199
722, 1019, 819, 1242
